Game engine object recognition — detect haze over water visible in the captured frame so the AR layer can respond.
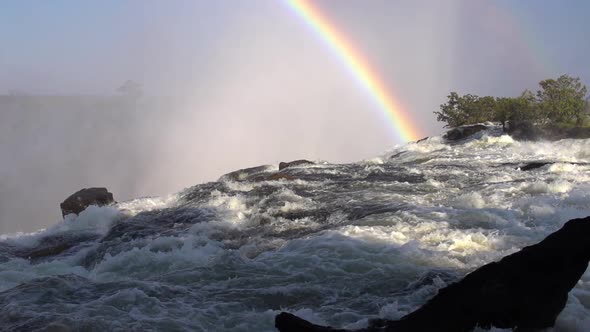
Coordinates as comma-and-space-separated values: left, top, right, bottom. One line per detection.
1, 1, 590, 233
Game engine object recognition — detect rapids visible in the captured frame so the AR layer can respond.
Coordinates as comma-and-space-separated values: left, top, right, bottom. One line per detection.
1, 127, 590, 331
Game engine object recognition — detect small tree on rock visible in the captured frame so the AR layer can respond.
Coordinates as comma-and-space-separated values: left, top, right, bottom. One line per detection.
537, 75, 587, 125
435, 92, 466, 128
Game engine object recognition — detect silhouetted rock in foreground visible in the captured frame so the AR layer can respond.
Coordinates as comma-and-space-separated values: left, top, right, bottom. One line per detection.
279, 160, 314, 171
444, 124, 487, 141
60, 187, 114, 217
276, 313, 345, 332
276, 216, 590, 332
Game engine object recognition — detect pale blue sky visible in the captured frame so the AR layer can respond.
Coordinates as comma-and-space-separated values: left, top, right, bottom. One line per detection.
2, 1, 588, 96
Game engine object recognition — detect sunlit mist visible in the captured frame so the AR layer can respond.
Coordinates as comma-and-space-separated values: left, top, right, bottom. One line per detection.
1, 0, 589, 233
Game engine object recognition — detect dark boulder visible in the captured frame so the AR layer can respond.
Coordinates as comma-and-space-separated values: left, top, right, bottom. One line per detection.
506, 120, 542, 141
276, 216, 590, 332
444, 125, 487, 141
519, 162, 553, 171
60, 187, 114, 217
508, 121, 590, 141
279, 160, 314, 171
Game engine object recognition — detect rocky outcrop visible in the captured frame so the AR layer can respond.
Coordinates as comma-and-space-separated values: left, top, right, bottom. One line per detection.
275, 216, 590, 332
506, 121, 542, 141
220, 165, 299, 182
444, 125, 487, 141
562, 126, 590, 139
60, 187, 114, 217
279, 160, 314, 171
220, 165, 272, 182
508, 121, 590, 141
220, 161, 313, 183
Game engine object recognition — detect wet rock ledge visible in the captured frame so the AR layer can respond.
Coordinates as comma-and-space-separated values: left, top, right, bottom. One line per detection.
276, 216, 590, 332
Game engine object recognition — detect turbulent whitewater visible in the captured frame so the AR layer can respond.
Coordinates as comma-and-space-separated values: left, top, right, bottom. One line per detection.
2, 127, 590, 331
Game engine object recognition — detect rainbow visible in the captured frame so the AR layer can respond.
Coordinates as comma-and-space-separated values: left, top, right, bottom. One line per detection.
285, 0, 422, 142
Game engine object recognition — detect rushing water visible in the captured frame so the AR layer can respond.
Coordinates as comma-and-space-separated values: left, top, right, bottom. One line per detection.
1, 127, 590, 331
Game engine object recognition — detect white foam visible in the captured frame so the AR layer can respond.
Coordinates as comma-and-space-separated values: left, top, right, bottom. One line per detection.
476, 134, 515, 146
91, 235, 224, 282
522, 181, 572, 195
1, 206, 122, 249
362, 157, 385, 165
0, 255, 89, 292
453, 192, 487, 209
2, 131, 590, 331
116, 194, 180, 216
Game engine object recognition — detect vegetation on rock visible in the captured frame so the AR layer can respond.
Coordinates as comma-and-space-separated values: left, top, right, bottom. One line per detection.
434, 75, 589, 130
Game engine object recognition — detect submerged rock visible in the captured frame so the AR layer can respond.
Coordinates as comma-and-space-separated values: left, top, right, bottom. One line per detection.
519, 162, 553, 171
275, 216, 590, 332
24, 242, 74, 261
220, 160, 314, 183
220, 164, 300, 182
220, 165, 272, 182
8, 232, 101, 263
444, 124, 487, 141
60, 187, 114, 217
279, 160, 314, 171
252, 173, 297, 182
515, 161, 590, 171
